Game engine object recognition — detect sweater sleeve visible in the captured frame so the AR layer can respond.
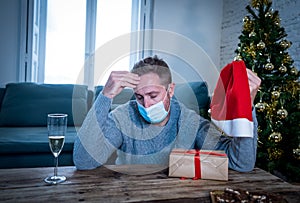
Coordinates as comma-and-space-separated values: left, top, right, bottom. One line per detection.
195, 109, 258, 172
73, 94, 123, 170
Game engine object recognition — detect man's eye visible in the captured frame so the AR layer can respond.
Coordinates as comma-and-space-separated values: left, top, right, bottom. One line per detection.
150, 95, 157, 99
136, 95, 143, 100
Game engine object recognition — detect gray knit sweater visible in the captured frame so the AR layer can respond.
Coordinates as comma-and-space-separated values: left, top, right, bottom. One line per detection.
73, 94, 258, 172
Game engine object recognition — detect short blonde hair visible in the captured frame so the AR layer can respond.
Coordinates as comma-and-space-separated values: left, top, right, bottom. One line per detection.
131, 55, 172, 87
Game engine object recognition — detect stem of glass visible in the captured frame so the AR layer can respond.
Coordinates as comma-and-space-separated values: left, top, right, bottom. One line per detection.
54, 156, 58, 177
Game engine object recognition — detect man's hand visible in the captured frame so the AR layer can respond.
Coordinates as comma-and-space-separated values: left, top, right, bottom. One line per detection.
102, 71, 140, 99
247, 69, 261, 104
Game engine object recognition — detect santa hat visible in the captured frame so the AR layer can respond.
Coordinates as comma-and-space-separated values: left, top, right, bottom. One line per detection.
210, 60, 253, 137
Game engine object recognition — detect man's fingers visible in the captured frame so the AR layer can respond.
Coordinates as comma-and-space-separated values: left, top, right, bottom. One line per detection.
102, 71, 140, 98
121, 72, 140, 87
110, 71, 140, 86
246, 69, 261, 104
247, 69, 261, 87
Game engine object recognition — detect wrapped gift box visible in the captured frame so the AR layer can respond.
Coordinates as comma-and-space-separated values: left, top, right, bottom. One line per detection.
168, 149, 228, 181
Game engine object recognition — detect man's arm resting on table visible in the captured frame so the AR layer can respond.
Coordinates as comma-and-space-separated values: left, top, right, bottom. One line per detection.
215, 109, 258, 172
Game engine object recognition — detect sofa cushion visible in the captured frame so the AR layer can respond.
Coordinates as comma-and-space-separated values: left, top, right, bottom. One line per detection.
174, 82, 210, 115
0, 83, 88, 126
111, 88, 134, 110
95, 86, 134, 110
0, 127, 77, 154
0, 152, 73, 168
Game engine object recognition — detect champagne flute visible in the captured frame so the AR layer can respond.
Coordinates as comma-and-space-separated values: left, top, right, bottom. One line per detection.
44, 113, 68, 184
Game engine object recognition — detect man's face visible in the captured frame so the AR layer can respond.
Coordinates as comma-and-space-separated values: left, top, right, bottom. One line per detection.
134, 72, 174, 109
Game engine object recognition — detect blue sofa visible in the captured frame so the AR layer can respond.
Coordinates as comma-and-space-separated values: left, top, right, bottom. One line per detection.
0, 81, 210, 168
0, 83, 93, 168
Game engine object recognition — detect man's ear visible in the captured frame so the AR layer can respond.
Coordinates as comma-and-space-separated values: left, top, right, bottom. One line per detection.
168, 83, 176, 98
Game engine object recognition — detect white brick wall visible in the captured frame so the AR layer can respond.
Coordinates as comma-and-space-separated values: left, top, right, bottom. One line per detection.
220, 0, 300, 70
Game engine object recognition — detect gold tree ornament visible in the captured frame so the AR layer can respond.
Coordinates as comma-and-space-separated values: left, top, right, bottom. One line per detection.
269, 131, 282, 143
264, 62, 274, 71
277, 108, 288, 119
274, 15, 281, 26
234, 54, 243, 61
293, 147, 300, 160
290, 67, 298, 75
278, 64, 287, 73
257, 40, 266, 49
255, 90, 268, 112
283, 54, 292, 64
280, 40, 291, 49
271, 91, 280, 100
255, 102, 268, 112
249, 30, 257, 37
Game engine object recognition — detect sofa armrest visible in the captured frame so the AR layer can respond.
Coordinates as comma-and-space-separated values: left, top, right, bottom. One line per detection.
0, 88, 5, 111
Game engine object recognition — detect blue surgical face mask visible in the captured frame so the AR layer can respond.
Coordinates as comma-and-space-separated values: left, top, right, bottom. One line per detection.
136, 86, 170, 124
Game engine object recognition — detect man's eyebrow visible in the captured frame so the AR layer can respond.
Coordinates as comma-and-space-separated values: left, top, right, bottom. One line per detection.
134, 90, 160, 96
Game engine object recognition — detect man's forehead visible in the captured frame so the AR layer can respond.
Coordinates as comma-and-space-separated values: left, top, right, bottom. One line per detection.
134, 85, 165, 94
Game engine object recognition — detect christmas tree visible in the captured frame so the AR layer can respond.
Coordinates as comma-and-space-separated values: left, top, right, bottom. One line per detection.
234, 0, 300, 182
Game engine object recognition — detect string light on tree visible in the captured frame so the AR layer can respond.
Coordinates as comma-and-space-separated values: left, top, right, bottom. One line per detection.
265, 11, 272, 18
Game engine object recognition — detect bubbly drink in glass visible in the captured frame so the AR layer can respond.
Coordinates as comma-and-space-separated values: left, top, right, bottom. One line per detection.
44, 113, 68, 184
49, 135, 65, 157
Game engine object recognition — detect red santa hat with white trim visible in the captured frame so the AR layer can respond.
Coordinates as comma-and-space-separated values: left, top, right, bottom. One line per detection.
210, 60, 253, 137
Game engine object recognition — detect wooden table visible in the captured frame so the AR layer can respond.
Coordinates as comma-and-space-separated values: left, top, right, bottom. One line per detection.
0, 165, 299, 202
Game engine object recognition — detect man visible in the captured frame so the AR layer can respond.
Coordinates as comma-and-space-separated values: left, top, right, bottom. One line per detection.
73, 56, 261, 172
